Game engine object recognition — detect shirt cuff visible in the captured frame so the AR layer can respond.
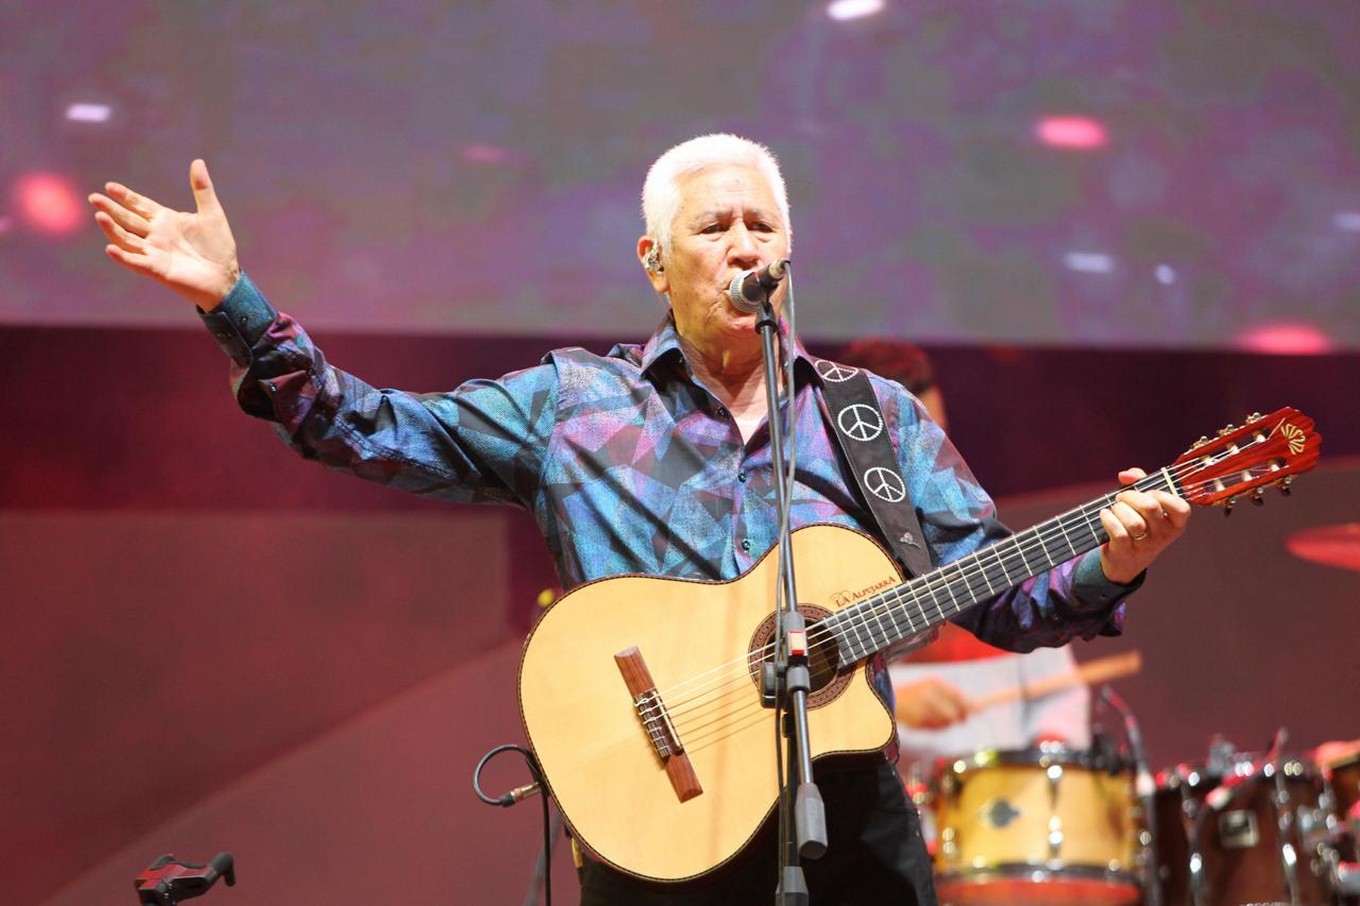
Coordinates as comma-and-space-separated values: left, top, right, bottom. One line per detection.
198, 273, 278, 366
1073, 549, 1144, 611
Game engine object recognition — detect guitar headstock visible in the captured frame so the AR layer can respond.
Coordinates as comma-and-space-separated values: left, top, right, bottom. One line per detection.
1173, 408, 1321, 510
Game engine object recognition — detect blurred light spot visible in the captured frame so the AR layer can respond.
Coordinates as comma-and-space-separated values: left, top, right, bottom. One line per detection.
0, 215, 13, 235
1155, 264, 1177, 285
1285, 523, 1360, 572
1236, 322, 1335, 355
1036, 116, 1108, 150
65, 102, 112, 124
1334, 211, 1360, 232
14, 172, 85, 236
460, 143, 510, 164
827, 0, 884, 21
1063, 251, 1114, 274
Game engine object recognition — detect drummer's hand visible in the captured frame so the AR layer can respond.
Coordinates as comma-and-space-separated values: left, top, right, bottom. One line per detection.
1098, 467, 1192, 585
88, 158, 240, 312
894, 677, 973, 730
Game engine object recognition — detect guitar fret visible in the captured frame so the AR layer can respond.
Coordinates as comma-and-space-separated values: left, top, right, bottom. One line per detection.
882, 592, 910, 645
1040, 531, 1064, 567
977, 549, 997, 596
919, 579, 946, 624
992, 541, 1025, 587
872, 595, 898, 649
1010, 535, 1033, 577
896, 589, 918, 636
951, 573, 980, 612
942, 574, 964, 616
1056, 517, 1077, 559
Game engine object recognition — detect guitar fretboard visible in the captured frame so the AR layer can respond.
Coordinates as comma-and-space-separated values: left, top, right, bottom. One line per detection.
824, 468, 1181, 665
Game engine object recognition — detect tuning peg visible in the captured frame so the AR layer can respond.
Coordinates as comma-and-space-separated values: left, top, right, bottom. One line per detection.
1278, 476, 1293, 497
1250, 488, 1265, 506
1223, 497, 1235, 516
1245, 411, 1263, 423
1217, 424, 1237, 437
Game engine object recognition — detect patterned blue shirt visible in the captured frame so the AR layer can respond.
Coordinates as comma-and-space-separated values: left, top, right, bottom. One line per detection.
201, 275, 1132, 650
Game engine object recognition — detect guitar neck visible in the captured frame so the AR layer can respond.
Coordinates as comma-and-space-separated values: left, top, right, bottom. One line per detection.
824, 467, 1182, 665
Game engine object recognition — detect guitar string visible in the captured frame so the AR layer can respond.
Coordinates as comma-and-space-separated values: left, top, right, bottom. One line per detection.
645, 492, 1119, 732
648, 459, 1174, 713
634, 427, 1295, 741
642, 452, 1272, 739
716, 424, 1291, 694
643, 493, 1122, 735
818, 432, 1294, 662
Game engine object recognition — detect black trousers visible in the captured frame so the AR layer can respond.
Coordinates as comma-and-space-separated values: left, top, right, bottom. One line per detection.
578, 763, 938, 905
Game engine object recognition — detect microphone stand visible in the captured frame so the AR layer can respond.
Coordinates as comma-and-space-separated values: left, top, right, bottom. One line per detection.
751, 290, 826, 905
1098, 685, 1160, 906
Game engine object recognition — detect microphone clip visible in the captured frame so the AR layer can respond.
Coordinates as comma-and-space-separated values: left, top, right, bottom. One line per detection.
134, 853, 236, 906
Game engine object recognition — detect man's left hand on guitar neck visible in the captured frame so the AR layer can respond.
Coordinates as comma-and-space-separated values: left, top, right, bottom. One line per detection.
1098, 467, 1193, 585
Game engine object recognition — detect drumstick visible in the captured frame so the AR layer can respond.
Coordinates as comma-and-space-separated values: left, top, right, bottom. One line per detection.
970, 650, 1142, 711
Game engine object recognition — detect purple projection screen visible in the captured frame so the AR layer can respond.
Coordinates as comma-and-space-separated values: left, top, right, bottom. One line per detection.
2, 1, 1357, 350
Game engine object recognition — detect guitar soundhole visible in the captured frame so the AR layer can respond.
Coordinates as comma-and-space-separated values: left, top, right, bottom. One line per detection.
747, 605, 855, 708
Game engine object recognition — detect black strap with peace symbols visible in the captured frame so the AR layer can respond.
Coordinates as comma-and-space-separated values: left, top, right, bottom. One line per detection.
812, 358, 934, 580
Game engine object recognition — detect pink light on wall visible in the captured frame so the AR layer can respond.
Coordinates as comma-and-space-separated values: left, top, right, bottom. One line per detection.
13, 172, 85, 237
1236, 322, 1336, 354
1035, 115, 1108, 150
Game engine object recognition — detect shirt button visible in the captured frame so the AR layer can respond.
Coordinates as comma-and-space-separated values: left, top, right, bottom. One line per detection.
266, 381, 277, 392
741, 539, 751, 552
716, 407, 728, 417
738, 471, 748, 482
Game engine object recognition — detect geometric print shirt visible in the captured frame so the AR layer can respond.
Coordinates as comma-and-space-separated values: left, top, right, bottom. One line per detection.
201, 274, 1134, 652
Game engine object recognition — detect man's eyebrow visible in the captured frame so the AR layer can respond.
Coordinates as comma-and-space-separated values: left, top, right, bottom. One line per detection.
687, 207, 732, 224
686, 205, 778, 226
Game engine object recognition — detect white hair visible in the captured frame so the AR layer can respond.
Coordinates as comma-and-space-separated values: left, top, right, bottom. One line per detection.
641, 133, 790, 255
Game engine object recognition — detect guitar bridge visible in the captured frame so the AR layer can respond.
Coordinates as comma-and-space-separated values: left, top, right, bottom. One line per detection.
615, 646, 703, 803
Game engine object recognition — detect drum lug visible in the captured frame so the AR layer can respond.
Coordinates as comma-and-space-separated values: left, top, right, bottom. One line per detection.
1046, 762, 1065, 860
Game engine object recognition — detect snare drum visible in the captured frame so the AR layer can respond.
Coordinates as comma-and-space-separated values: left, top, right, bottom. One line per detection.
930, 746, 1141, 905
1152, 756, 1335, 906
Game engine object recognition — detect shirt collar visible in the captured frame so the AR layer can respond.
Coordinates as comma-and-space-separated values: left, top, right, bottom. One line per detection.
637, 311, 819, 381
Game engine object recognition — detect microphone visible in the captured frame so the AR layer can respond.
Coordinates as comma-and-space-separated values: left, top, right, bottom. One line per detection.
727, 259, 791, 314
1098, 685, 1154, 797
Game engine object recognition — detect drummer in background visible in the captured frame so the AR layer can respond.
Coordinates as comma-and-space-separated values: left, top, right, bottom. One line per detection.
838, 339, 1091, 769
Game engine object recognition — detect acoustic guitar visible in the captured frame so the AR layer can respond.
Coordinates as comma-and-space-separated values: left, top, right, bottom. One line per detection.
517, 408, 1320, 882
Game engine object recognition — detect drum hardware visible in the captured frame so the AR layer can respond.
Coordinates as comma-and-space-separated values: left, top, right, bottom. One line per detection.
1316, 745, 1360, 902
1155, 730, 1340, 906
1334, 859, 1360, 899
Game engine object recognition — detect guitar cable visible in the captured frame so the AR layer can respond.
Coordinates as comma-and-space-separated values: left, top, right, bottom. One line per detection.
473, 743, 554, 905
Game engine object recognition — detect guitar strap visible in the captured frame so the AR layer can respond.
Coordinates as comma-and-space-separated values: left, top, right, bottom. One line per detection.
811, 359, 934, 580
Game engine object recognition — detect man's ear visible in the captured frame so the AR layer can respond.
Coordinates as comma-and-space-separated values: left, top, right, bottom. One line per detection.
637, 236, 668, 294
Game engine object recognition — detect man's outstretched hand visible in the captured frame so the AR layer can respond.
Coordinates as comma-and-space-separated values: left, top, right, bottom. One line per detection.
89, 159, 240, 312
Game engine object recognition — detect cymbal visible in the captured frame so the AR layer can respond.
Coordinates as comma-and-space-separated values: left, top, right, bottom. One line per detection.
1284, 523, 1360, 572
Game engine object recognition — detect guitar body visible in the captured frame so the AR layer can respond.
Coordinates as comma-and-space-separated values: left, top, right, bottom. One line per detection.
518, 523, 904, 882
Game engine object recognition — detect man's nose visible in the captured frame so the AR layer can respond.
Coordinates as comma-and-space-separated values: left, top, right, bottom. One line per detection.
728, 223, 759, 263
